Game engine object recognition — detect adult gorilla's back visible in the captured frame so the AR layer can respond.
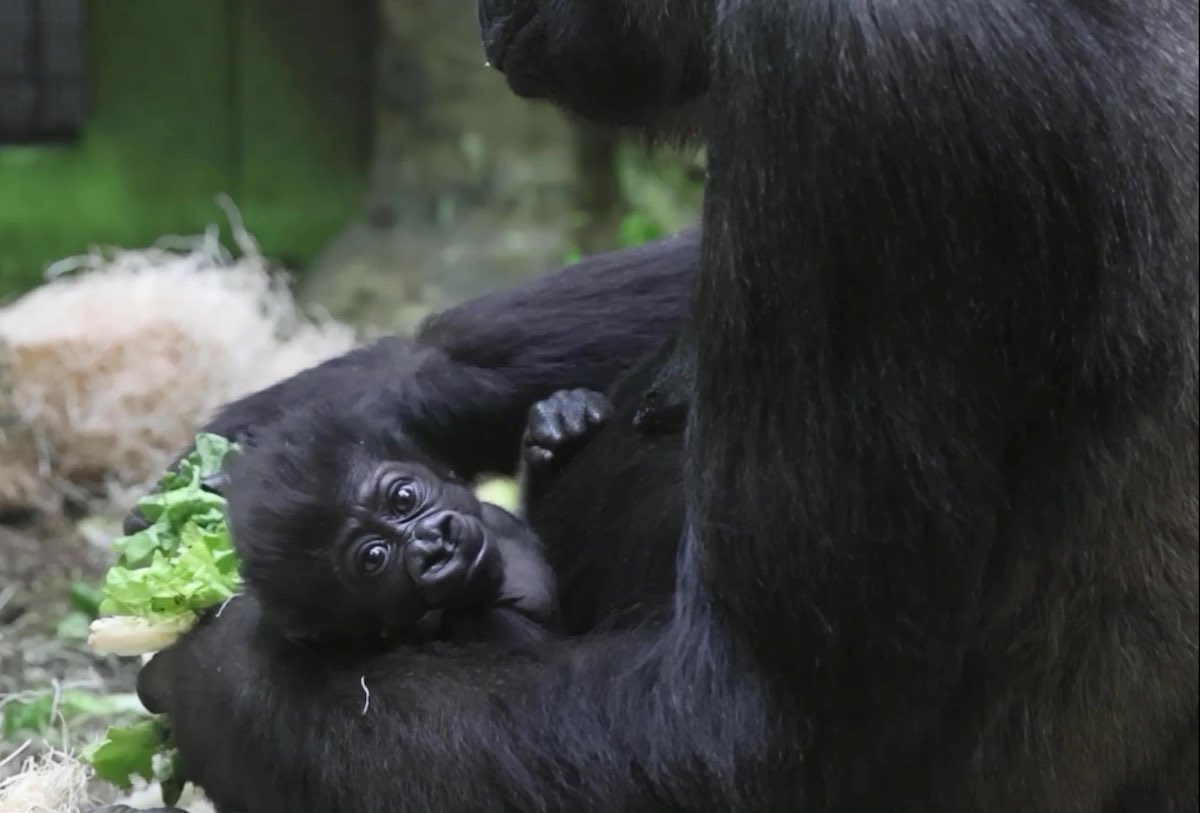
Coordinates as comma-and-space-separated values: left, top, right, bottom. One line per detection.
139, 2, 1198, 812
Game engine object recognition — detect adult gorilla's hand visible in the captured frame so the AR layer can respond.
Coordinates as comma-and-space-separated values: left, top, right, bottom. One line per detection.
136, 598, 272, 813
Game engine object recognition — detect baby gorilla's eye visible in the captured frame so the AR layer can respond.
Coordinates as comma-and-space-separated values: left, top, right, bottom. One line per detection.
356, 541, 392, 577
389, 481, 419, 516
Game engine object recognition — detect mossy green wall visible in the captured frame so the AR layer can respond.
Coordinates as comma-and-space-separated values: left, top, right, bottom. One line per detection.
0, 0, 371, 300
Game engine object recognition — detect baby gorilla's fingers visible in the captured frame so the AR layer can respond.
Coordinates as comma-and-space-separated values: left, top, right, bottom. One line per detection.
525, 446, 555, 467
522, 388, 612, 470
584, 396, 613, 425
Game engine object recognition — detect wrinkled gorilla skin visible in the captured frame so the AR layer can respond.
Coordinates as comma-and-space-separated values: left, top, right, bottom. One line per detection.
139, 1, 1197, 812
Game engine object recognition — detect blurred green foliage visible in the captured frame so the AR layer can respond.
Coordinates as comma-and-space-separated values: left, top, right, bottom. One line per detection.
613, 143, 705, 247
0, 2, 703, 302
561, 142, 704, 265
0, 0, 367, 302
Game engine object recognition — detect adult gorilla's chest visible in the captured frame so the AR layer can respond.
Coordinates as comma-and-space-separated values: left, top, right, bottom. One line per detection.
524, 341, 685, 635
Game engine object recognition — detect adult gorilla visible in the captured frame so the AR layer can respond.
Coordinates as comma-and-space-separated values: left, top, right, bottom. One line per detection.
134, 2, 1198, 812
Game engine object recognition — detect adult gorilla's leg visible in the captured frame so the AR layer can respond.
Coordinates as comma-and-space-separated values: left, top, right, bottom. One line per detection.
124, 230, 698, 533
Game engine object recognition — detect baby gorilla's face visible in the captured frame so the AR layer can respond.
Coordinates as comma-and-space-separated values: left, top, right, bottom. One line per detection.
337, 462, 501, 630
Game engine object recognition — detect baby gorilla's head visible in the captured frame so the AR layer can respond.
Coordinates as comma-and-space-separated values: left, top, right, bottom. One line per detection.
343, 460, 506, 614
224, 404, 512, 647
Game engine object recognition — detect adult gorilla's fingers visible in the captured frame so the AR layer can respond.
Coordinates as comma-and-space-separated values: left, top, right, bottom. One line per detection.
200, 470, 230, 494
121, 505, 154, 536
136, 597, 260, 718
136, 649, 175, 714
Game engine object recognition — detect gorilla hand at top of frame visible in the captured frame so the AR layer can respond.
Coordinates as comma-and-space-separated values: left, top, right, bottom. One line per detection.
121, 230, 699, 536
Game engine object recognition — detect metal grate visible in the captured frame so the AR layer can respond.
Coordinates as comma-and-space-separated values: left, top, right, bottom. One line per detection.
0, 0, 85, 144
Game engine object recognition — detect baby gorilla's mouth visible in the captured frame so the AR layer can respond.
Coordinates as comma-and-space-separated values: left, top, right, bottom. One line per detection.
404, 512, 487, 605
420, 544, 456, 577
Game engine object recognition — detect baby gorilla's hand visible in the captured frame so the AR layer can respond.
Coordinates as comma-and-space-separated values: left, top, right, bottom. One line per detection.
522, 389, 612, 470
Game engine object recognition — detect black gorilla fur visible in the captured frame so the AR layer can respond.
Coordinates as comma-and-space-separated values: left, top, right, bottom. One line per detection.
224, 402, 565, 650
136, 1, 1197, 811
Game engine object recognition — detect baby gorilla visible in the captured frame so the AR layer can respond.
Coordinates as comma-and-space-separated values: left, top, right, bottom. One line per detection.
224, 388, 611, 651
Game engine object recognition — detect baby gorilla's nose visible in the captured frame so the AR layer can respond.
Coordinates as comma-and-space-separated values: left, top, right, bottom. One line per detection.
413, 511, 459, 545
405, 512, 473, 597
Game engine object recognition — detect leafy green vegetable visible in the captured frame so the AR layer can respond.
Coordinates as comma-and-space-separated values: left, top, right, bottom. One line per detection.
194, 432, 234, 477
96, 433, 241, 621
158, 746, 187, 806
82, 717, 184, 804
81, 719, 171, 790
99, 523, 239, 619
83, 432, 239, 804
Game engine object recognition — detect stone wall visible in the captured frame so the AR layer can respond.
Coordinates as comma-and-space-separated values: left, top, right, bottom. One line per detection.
299, 0, 623, 332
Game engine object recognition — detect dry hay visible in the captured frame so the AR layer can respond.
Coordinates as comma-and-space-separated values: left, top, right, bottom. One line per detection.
0, 747, 218, 813
0, 748, 91, 813
0, 202, 358, 512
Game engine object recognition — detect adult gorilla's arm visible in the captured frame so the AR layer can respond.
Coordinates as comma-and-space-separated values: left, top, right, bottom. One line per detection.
214, 230, 695, 478
137, 587, 784, 813
139, 231, 695, 486
392, 228, 697, 477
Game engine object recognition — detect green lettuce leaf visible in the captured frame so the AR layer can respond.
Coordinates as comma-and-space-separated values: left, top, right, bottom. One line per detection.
81, 719, 171, 790
98, 433, 241, 620
85, 432, 240, 803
